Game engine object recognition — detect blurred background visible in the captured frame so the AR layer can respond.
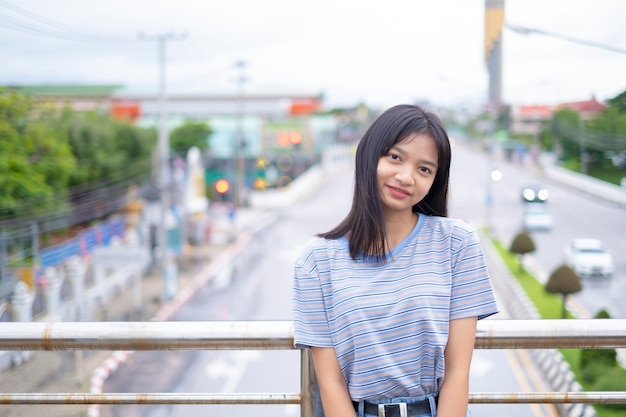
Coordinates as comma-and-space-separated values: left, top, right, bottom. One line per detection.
1, 1, 626, 417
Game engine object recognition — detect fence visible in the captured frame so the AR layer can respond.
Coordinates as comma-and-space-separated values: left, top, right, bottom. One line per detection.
0, 319, 625, 417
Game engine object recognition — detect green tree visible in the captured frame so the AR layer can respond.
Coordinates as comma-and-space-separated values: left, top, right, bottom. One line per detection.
544, 265, 582, 319
0, 88, 76, 219
169, 120, 212, 158
60, 110, 155, 187
607, 89, 626, 113
550, 108, 581, 162
509, 231, 536, 272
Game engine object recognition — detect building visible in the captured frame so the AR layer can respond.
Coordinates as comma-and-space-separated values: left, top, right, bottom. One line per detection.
510, 96, 608, 136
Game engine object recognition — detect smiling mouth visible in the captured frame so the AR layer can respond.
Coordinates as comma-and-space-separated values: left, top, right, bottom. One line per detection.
388, 185, 410, 198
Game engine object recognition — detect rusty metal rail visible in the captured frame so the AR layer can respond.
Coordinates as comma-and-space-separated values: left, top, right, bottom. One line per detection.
0, 319, 625, 412
1, 319, 625, 350
1, 392, 625, 405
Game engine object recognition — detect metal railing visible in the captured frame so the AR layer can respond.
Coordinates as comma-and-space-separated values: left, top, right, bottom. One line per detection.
1, 319, 626, 415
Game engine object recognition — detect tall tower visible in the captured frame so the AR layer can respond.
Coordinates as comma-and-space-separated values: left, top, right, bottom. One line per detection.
484, 0, 505, 108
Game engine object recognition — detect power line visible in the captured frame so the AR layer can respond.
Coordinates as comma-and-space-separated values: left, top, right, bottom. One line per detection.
506, 22, 626, 55
0, 0, 130, 42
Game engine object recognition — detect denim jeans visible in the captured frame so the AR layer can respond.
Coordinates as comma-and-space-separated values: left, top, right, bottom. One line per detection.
352, 394, 471, 417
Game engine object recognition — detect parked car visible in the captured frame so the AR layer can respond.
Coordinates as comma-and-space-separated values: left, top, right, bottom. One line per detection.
522, 204, 553, 231
563, 238, 614, 278
521, 184, 549, 203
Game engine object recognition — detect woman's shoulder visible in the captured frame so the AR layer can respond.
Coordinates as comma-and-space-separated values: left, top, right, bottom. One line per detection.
423, 215, 478, 236
295, 236, 346, 267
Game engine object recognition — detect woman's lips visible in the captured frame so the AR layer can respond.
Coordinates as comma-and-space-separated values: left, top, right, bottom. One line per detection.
387, 185, 410, 198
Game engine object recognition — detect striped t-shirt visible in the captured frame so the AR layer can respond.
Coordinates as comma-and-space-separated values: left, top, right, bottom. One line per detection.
292, 214, 498, 401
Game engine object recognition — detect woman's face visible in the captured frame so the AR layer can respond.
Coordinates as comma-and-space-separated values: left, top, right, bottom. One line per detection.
376, 133, 438, 217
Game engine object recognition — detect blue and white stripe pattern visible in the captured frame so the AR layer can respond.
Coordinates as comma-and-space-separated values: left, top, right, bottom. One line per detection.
292, 214, 498, 401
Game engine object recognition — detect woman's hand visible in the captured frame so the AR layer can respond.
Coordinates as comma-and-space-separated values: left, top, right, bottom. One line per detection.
439, 316, 478, 417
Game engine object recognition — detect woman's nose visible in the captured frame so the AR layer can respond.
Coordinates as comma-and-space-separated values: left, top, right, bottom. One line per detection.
395, 166, 415, 185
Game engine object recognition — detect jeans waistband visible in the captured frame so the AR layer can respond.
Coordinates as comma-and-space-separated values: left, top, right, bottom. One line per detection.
353, 395, 438, 417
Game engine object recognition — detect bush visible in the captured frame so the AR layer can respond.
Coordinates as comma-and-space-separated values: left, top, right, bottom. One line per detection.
580, 309, 617, 373
581, 361, 613, 384
593, 368, 626, 410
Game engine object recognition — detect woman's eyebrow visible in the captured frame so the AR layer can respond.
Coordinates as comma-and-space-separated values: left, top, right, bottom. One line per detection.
420, 158, 438, 169
391, 144, 438, 168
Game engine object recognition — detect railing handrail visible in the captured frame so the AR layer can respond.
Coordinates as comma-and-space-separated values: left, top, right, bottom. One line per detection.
2, 318, 626, 415
1, 319, 625, 350
1, 392, 625, 405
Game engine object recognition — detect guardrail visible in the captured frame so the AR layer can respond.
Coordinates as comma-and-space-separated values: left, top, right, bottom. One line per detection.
1, 319, 626, 416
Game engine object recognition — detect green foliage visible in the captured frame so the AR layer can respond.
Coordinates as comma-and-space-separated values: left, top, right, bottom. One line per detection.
581, 361, 614, 384
580, 309, 617, 376
0, 88, 75, 218
589, 106, 626, 135
581, 350, 617, 379
593, 368, 626, 411
551, 108, 581, 161
595, 309, 611, 319
607, 90, 626, 113
61, 111, 154, 187
0, 87, 156, 220
169, 120, 212, 158
496, 235, 626, 417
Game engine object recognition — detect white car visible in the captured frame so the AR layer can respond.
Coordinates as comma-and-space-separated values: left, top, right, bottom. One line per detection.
564, 238, 614, 278
522, 204, 553, 231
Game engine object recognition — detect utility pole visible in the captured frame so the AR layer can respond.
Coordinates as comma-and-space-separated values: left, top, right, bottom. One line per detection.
139, 31, 187, 300
234, 60, 248, 207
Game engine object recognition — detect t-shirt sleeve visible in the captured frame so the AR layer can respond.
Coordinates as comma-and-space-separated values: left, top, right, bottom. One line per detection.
449, 226, 499, 321
292, 244, 333, 349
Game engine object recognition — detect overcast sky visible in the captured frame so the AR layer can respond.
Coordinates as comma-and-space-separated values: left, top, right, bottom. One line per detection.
1, 0, 625, 109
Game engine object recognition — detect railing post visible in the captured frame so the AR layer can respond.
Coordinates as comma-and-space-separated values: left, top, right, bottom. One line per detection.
44, 267, 62, 321
300, 349, 323, 417
12, 280, 33, 323
67, 256, 87, 321
11, 280, 34, 366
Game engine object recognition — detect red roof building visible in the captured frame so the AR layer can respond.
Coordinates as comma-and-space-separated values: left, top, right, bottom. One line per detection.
511, 96, 608, 135
556, 95, 608, 120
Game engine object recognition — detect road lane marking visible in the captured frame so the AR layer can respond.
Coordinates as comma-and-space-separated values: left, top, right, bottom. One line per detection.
206, 351, 262, 393
505, 349, 560, 417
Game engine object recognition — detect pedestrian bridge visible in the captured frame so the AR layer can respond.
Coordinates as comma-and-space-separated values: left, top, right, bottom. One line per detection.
1, 319, 625, 417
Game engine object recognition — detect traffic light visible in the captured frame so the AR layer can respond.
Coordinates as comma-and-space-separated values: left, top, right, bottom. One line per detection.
214, 179, 231, 201
276, 131, 302, 147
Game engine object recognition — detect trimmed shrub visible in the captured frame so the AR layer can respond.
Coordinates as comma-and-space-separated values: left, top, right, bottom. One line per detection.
580, 309, 618, 377
593, 367, 626, 410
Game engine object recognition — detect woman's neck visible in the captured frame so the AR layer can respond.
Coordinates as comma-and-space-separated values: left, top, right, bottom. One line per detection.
384, 212, 418, 251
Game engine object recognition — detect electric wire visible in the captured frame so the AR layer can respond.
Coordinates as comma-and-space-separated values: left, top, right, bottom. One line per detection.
0, 0, 131, 43
0, 159, 152, 217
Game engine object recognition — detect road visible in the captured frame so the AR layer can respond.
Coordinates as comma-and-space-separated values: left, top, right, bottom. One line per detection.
463, 141, 626, 319
100, 139, 591, 417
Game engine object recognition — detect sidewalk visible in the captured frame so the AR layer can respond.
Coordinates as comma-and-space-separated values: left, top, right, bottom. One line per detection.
0, 205, 274, 417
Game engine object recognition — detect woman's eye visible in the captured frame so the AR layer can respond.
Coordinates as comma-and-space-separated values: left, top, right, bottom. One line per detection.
388, 153, 400, 160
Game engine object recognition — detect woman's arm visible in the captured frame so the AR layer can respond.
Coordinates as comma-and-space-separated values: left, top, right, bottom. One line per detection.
310, 346, 355, 417
438, 316, 478, 417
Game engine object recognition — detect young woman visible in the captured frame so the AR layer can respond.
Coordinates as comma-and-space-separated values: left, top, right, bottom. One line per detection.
293, 104, 498, 417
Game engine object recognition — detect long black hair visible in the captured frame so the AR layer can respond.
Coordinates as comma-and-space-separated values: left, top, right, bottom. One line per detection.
318, 104, 452, 261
